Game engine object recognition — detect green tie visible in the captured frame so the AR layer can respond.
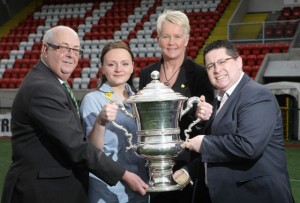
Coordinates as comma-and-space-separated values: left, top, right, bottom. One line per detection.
63, 81, 80, 116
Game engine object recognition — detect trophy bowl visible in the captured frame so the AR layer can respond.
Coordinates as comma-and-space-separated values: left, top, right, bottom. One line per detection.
122, 71, 200, 192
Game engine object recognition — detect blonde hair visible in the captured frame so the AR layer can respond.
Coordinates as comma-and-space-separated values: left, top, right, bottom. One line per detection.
156, 10, 190, 37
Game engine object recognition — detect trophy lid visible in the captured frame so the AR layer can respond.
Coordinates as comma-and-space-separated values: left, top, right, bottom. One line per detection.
126, 71, 187, 103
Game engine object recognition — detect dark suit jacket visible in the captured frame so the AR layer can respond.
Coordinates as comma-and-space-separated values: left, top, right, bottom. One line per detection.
187, 74, 294, 203
1, 61, 126, 203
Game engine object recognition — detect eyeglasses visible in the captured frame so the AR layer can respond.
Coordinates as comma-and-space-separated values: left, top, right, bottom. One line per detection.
205, 57, 236, 70
46, 43, 83, 56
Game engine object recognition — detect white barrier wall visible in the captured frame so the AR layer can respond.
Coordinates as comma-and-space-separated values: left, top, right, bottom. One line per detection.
0, 113, 11, 137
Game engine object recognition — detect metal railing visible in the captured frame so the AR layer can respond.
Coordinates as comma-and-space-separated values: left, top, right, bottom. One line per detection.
228, 19, 299, 43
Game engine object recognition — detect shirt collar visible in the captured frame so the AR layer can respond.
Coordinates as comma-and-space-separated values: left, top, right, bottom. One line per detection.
217, 72, 244, 100
99, 82, 135, 97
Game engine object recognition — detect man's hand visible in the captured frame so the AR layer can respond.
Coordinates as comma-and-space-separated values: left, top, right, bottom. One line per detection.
182, 135, 205, 153
121, 170, 149, 195
196, 95, 213, 121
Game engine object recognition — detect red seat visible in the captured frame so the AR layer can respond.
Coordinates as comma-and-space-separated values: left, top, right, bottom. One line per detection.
274, 25, 284, 37
195, 36, 205, 48
89, 78, 98, 89
281, 7, 292, 17
201, 27, 211, 39
261, 44, 273, 55
242, 65, 252, 75
187, 46, 198, 59
251, 44, 262, 55
3, 68, 13, 78
265, 25, 274, 37
284, 24, 296, 37
11, 68, 20, 78
8, 78, 17, 88
252, 65, 260, 73
19, 68, 29, 78
241, 44, 251, 55
67, 78, 73, 87
128, 30, 136, 40
72, 68, 82, 78
256, 54, 265, 66
246, 55, 256, 66
0, 78, 9, 88
16, 78, 23, 88
138, 58, 148, 68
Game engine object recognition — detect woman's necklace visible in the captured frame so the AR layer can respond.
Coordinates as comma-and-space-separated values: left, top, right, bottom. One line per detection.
162, 63, 180, 86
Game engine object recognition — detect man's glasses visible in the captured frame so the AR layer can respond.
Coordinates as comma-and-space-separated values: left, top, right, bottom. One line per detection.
46, 43, 83, 56
205, 57, 236, 70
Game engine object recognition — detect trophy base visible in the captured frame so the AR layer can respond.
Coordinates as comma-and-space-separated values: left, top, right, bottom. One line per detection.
147, 183, 185, 192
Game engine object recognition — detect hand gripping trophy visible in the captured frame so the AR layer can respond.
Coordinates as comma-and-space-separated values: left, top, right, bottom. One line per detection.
112, 71, 201, 192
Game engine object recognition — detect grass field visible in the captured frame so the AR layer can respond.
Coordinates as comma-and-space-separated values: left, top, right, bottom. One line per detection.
0, 139, 299, 201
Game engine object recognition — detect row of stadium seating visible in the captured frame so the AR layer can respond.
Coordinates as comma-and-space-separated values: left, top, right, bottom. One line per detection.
0, 0, 296, 89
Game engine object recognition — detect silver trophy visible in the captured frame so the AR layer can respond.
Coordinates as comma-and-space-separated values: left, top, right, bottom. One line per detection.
112, 71, 201, 192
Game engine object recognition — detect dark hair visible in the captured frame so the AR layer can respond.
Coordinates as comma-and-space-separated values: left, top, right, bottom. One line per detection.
203, 40, 239, 64
98, 41, 136, 91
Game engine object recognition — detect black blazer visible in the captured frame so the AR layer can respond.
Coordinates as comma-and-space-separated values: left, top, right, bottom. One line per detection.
1, 61, 126, 203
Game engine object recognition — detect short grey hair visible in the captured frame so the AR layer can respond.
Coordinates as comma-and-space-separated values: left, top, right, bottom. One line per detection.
42, 25, 77, 44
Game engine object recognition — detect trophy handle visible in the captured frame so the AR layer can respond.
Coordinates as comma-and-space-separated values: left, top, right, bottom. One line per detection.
180, 96, 202, 141
111, 101, 135, 150
111, 121, 133, 150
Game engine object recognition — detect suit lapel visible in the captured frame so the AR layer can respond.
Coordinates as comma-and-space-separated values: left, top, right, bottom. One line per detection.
210, 75, 251, 133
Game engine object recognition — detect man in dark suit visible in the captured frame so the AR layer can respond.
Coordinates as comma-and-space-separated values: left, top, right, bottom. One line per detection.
1, 25, 148, 203
174, 40, 294, 203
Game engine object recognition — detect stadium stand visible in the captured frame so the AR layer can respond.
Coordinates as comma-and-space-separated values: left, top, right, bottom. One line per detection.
0, 0, 298, 91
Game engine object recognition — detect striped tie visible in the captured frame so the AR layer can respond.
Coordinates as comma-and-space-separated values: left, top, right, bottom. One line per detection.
63, 81, 80, 116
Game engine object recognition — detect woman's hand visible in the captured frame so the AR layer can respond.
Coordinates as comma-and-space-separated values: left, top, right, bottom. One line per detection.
96, 101, 118, 126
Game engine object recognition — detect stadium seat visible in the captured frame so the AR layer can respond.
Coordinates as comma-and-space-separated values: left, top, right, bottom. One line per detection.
246, 55, 257, 66
89, 78, 98, 89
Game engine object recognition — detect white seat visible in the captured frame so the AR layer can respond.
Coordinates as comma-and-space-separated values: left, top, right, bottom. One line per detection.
145, 38, 154, 48
81, 68, 91, 78
155, 47, 162, 57
143, 21, 152, 31
83, 48, 91, 58
136, 30, 144, 39
83, 40, 92, 50
137, 38, 145, 48
72, 78, 81, 89
146, 47, 155, 57
16, 50, 25, 59
91, 40, 99, 49
0, 59, 8, 69
0, 67, 5, 77
121, 22, 129, 32
138, 47, 147, 57
120, 30, 129, 40
90, 58, 99, 69
81, 78, 90, 89
7, 59, 15, 68
131, 47, 139, 58
144, 30, 152, 38
10, 50, 18, 59
132, 77, 140, 90
114, 31, 122, 40
130, 39, 138, 49
90, 49, 99, 59
90, 67, 99, 78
